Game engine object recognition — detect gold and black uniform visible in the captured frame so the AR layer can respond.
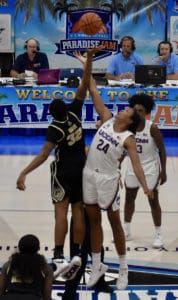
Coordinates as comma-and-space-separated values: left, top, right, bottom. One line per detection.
46, 99, 86, 204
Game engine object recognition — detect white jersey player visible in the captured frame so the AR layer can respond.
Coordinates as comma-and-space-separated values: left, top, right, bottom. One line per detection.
79, 72, 153, 291
84, 118, 132, 210
125, 119, 160, 188
124, 94, 167, 248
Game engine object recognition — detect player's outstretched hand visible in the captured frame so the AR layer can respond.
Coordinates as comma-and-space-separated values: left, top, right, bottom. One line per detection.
16, 173, 26, 190
144, 188, 154, 199
74, 46, 104, 65
73, 51, 86, 64
159, 170, 167, 185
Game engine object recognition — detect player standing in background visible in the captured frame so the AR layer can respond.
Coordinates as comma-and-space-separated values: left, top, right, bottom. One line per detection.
124, 94, 167, 248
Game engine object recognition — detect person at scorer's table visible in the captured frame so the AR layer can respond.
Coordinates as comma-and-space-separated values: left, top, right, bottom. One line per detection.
151, 41, 178, 80
105, 36, 144, 81
10, 38, 49, 80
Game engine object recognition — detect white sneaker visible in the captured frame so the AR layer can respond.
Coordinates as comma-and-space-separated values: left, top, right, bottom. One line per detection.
87, 263, 108, 287
61, 256, 82, 280
153, 233, 163, 248
117, 268, 128, 290
112, 234, 132, 242
125, 232, 132, 241
124, 224, 132, 241
53, 258, 69, 278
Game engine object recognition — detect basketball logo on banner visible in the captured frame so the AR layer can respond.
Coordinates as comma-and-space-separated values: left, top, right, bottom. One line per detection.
72, 12, 107, 35
55, 9, 118, 61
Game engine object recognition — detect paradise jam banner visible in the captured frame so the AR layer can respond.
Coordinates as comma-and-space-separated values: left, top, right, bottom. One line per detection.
13, 1, 166, 70
0, 86, 178, 129
55, 9, 118, 61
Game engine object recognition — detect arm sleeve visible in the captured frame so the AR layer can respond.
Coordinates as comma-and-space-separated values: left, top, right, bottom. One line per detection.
106, 56, 117, 75
136, 55, 144, 65
172, 54, 178, 73
12, 55, 23, 72
41, 53, 49, 69
151, 56, 158, 64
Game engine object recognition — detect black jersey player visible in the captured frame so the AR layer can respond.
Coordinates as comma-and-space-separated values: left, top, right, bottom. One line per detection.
16, 49, 97, 281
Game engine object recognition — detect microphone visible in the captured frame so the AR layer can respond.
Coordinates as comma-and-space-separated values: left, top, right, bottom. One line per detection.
32, 50, 37, 54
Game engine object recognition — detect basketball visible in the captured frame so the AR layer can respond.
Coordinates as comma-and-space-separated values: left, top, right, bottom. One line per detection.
79, 12, 104, 35
71, 20, 81, 33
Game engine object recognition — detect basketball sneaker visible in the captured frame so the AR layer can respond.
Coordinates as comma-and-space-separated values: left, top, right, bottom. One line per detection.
124, 224, 132, 241
60, 256, 82, 280
125, 232, 132, 241
153, 233, 163, 248
116, 267, 128, 290
124, 228, 132, 241
87, 263, 108, 287
52, 258, 70, 278
94, 275, 114, 293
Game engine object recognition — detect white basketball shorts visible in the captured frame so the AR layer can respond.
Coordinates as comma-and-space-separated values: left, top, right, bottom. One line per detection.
125, 171, 159, 190
83, 167, 120, 210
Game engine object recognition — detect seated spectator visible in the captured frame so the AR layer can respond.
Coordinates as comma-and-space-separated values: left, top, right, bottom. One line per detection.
151, 41, 178, 80
10, 38, 49, 80
0, 234, 53, 300
106, 36, 144, 81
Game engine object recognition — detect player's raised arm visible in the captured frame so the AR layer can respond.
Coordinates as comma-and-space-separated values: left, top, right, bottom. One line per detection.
74, 49, 112, 124
75, 49, 94, 101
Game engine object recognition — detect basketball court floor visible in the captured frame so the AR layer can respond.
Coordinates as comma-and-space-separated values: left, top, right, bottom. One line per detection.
0, 134, 178, 299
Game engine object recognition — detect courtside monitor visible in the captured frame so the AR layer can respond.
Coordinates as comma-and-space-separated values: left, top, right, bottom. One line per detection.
135, 65, 166, 85
60, 68, 83, 80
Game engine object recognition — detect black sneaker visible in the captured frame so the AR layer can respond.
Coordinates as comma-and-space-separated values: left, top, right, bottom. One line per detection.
62, 292, 76, 300
93, 276, 114, 293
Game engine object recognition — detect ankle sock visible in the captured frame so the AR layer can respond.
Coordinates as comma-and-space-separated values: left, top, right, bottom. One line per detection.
54, 245, 64, 259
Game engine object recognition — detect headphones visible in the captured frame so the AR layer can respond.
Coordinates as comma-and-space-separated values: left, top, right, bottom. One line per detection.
157, 41, 173, 54
120, 36, 136, 51
24, 38, 40, 51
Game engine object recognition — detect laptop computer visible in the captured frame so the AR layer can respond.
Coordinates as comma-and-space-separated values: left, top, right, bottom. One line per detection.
37, 69, 60, 84
135, 65, 166, 85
